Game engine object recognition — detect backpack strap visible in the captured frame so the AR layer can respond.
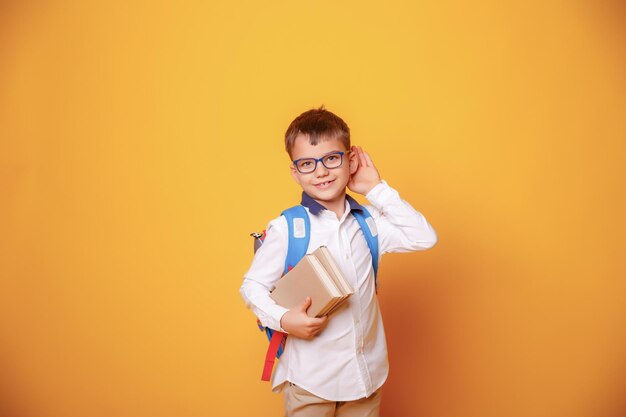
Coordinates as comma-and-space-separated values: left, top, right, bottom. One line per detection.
260, 205, 310, 381
351, 207, 380, 289
262, 331, 287, 381
281, 205, 311, 273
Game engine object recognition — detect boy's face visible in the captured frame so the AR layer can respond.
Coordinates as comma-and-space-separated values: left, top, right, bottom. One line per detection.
289, 134, 357, 208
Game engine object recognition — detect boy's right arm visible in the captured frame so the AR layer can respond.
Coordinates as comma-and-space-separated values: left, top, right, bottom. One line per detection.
240, 217, 290, 332
240, 217, 328, 338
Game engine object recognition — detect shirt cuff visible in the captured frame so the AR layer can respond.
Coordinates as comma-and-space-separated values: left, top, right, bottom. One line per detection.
365, 180, 399, 209
267, 304, 290, 333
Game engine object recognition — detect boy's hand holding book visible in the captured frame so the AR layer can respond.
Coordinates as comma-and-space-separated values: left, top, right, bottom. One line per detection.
280, 297, 329, 340
272, 246, 354, 340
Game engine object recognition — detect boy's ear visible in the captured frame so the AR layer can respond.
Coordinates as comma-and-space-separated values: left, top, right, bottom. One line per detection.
290, 164, 302, 185
349, 149, 359, 175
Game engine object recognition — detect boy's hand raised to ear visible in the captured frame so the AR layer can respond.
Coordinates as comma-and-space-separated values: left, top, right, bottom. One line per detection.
348, 146, 382, 195
280, 297, 329, 340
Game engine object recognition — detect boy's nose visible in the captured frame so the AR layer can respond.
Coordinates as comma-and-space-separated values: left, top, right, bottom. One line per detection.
314, 161, 329, 176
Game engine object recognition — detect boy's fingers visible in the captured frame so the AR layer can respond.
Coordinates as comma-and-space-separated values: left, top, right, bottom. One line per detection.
310, 316, 327, 325
314, 319, 329, 335
318, 317, 330, 330
300, 297, 312, 312
359, 146, 368, 167
364, 152, 374, 166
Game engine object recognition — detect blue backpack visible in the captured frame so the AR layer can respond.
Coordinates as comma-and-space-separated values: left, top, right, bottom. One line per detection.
253, 204, 380, 381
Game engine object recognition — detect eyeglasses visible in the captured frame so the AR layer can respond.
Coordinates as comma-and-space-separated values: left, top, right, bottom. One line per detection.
292, 151, 350, 174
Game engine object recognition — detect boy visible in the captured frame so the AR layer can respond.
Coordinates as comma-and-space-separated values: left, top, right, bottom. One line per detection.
240, 106, 437, 417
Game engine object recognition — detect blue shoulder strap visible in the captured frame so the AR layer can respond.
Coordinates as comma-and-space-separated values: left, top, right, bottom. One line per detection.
281, 205, 311, 274
261, 205, 311, 359
351, 207, 380, 289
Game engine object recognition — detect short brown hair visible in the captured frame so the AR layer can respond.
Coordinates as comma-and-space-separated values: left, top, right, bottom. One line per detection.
284, 106, 350, 158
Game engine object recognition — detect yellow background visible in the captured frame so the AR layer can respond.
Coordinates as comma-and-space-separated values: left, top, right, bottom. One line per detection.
1, 1, 625, 416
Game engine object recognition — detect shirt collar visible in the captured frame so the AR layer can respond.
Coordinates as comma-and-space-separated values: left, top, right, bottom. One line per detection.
300, 192, 364, 215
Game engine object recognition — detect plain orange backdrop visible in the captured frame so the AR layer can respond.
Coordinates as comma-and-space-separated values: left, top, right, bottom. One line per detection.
1, 1, 625, 417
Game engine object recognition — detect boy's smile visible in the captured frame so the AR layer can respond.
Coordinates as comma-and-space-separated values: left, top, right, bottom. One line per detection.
313, 179, 335, 189
289, 134, 357, 217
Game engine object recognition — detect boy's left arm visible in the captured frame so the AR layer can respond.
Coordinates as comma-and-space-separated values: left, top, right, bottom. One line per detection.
349, 146, 438, 254
366, 180, 438, 254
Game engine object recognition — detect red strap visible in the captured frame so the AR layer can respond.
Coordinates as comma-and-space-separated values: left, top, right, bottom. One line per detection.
261, 331, 286, 381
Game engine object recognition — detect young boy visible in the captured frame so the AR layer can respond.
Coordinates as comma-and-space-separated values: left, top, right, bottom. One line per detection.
240, 106, 437, 417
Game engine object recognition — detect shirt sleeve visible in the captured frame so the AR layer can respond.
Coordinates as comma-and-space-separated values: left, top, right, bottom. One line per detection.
365, 180, 438, 254
240, 215, 291, 332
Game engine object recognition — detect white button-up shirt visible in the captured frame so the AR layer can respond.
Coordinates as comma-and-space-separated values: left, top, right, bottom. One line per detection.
240, 181, 437, 401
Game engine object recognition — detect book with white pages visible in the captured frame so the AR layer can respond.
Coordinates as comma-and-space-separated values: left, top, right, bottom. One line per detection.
270, 246, 354, 318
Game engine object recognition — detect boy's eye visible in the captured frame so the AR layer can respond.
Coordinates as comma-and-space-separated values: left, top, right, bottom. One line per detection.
325, 155, 339, 162
300, 160, 313, 167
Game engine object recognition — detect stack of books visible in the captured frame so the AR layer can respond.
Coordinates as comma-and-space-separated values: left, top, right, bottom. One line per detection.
270, 246, 353, 317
